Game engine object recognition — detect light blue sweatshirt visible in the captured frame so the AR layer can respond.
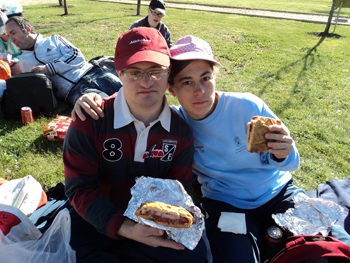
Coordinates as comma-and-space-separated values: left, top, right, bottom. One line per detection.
0, 38, 22, 63
171, 92, 299, 209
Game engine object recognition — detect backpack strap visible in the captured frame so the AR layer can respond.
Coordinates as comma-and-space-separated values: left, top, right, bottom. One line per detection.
29, 182, 70, 233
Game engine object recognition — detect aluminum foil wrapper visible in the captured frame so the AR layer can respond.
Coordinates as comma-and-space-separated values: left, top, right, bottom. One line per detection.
124, 176, 204, 250
272, 193, 343, 236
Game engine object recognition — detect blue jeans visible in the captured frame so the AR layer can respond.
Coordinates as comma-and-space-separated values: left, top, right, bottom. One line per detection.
67, 67, 123, 106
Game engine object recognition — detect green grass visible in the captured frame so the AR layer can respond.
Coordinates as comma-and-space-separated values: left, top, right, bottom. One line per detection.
0, 0, 349, 192
169, 0, 350, 16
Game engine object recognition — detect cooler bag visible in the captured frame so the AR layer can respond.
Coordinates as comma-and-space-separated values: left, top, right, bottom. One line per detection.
1, 73, 57, 119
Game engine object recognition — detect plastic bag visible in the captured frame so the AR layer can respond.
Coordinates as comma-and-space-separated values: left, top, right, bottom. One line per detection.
0, 208, 76, 263
0, 175, 45, 217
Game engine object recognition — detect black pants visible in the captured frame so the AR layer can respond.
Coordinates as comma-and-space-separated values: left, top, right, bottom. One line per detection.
201, 181, 303, 263
69, 209, 207, 263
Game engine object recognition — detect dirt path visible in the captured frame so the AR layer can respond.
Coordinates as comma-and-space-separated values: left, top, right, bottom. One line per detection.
18, 0, 57, 6
18, 0, 350, 26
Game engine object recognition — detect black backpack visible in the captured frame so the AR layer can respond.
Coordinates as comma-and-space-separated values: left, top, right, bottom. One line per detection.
29, 182, 70, 233
1, 73, 57, 119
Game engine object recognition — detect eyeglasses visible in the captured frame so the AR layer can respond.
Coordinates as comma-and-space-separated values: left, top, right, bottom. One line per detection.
121, 68, 169, 82
150, 10, 164, 18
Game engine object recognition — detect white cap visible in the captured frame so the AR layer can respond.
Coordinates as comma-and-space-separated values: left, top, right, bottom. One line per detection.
0, 12, 8, 35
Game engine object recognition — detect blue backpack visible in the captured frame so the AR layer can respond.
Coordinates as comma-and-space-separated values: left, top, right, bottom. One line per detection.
29, 182, 70, 233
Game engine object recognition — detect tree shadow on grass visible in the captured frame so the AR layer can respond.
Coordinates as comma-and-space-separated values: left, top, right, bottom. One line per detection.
307, 32, 343, 38
256, 36, 326, 116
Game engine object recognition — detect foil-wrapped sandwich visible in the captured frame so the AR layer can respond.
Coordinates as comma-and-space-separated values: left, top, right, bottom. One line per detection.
135, 201, 193, 228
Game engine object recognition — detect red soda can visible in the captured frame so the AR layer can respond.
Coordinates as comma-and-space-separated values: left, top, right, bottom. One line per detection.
265, 226, 283, 248
21, 107, 33, 125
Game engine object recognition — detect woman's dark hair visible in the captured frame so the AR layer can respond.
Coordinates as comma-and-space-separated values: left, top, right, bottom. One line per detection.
6, 16, 37, 34
168, 59, 216, 86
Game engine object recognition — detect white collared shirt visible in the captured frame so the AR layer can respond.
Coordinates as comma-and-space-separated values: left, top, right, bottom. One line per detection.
113, 87, 171, 162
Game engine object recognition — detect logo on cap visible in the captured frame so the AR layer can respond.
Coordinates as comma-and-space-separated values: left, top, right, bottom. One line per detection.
130, 39, 152, 45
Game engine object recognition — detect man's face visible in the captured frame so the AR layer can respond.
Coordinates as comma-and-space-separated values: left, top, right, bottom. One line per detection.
118, 62, 169, 115
5, 20, 34, 50
147, 8, 164, 28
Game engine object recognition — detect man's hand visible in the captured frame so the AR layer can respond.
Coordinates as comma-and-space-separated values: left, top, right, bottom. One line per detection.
10, 63, 22, 76
30, 65, 49, 75
266, 125, 294, 160
72, 93, 104, 121
117, 218, 185, 250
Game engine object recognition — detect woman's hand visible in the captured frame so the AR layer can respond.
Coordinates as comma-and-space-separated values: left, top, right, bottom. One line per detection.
71, 93, 104, 121
266, 125, 294, 160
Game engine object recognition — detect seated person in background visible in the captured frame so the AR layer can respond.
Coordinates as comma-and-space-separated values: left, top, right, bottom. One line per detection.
0, 11, 21, 75
0, 0, 23, 18
130, 0, 172, 48
5, 16, 122, 106
63, 27, 206, 263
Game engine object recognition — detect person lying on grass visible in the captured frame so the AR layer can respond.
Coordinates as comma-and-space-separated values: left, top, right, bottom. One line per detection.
5, 16, 122, 106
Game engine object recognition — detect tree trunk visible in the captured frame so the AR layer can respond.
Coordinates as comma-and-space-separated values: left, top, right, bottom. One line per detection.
58, 0, 63, 6
137, 0, 141, 15
64, 0, 68, 15
324, 0, 337, 34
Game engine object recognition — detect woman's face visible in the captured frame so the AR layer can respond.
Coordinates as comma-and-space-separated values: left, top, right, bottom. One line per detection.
168, 60, 217, 120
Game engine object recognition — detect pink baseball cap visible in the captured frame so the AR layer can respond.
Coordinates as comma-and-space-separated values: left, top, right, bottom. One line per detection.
114, 27, 170, 71
170, 35, 221, 66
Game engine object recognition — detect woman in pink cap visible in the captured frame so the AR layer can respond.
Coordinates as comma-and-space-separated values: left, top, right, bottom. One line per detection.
167, 35, 301, 263
72, 36, 350, 263
166, 36, 350, 263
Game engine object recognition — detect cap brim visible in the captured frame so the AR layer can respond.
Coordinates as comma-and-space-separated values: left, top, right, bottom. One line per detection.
171, 51, 222, 66
150, 7, 166, 15
115, 50, 170, 71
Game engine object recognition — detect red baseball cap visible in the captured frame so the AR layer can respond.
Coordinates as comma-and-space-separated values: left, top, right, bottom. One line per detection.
114, 27, 170, 71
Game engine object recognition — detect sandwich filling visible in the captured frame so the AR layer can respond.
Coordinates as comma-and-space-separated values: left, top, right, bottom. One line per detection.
135, 201, 193, 228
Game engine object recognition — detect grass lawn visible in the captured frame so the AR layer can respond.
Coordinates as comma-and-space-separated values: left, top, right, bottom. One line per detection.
0, 0, 349, 192
170, 0, 350, 16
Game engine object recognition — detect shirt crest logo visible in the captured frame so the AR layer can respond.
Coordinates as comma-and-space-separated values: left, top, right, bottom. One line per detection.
143, 140, 177, 161
234, 136, 243, 147
143, 144, 164, 159
195, 145, 204, 153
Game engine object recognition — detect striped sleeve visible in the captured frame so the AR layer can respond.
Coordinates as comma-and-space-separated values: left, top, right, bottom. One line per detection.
47, 35, 87, 75
63, 115, 124, 239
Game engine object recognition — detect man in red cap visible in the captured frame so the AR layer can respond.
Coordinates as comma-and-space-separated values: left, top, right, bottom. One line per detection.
63, 27, 206, 263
